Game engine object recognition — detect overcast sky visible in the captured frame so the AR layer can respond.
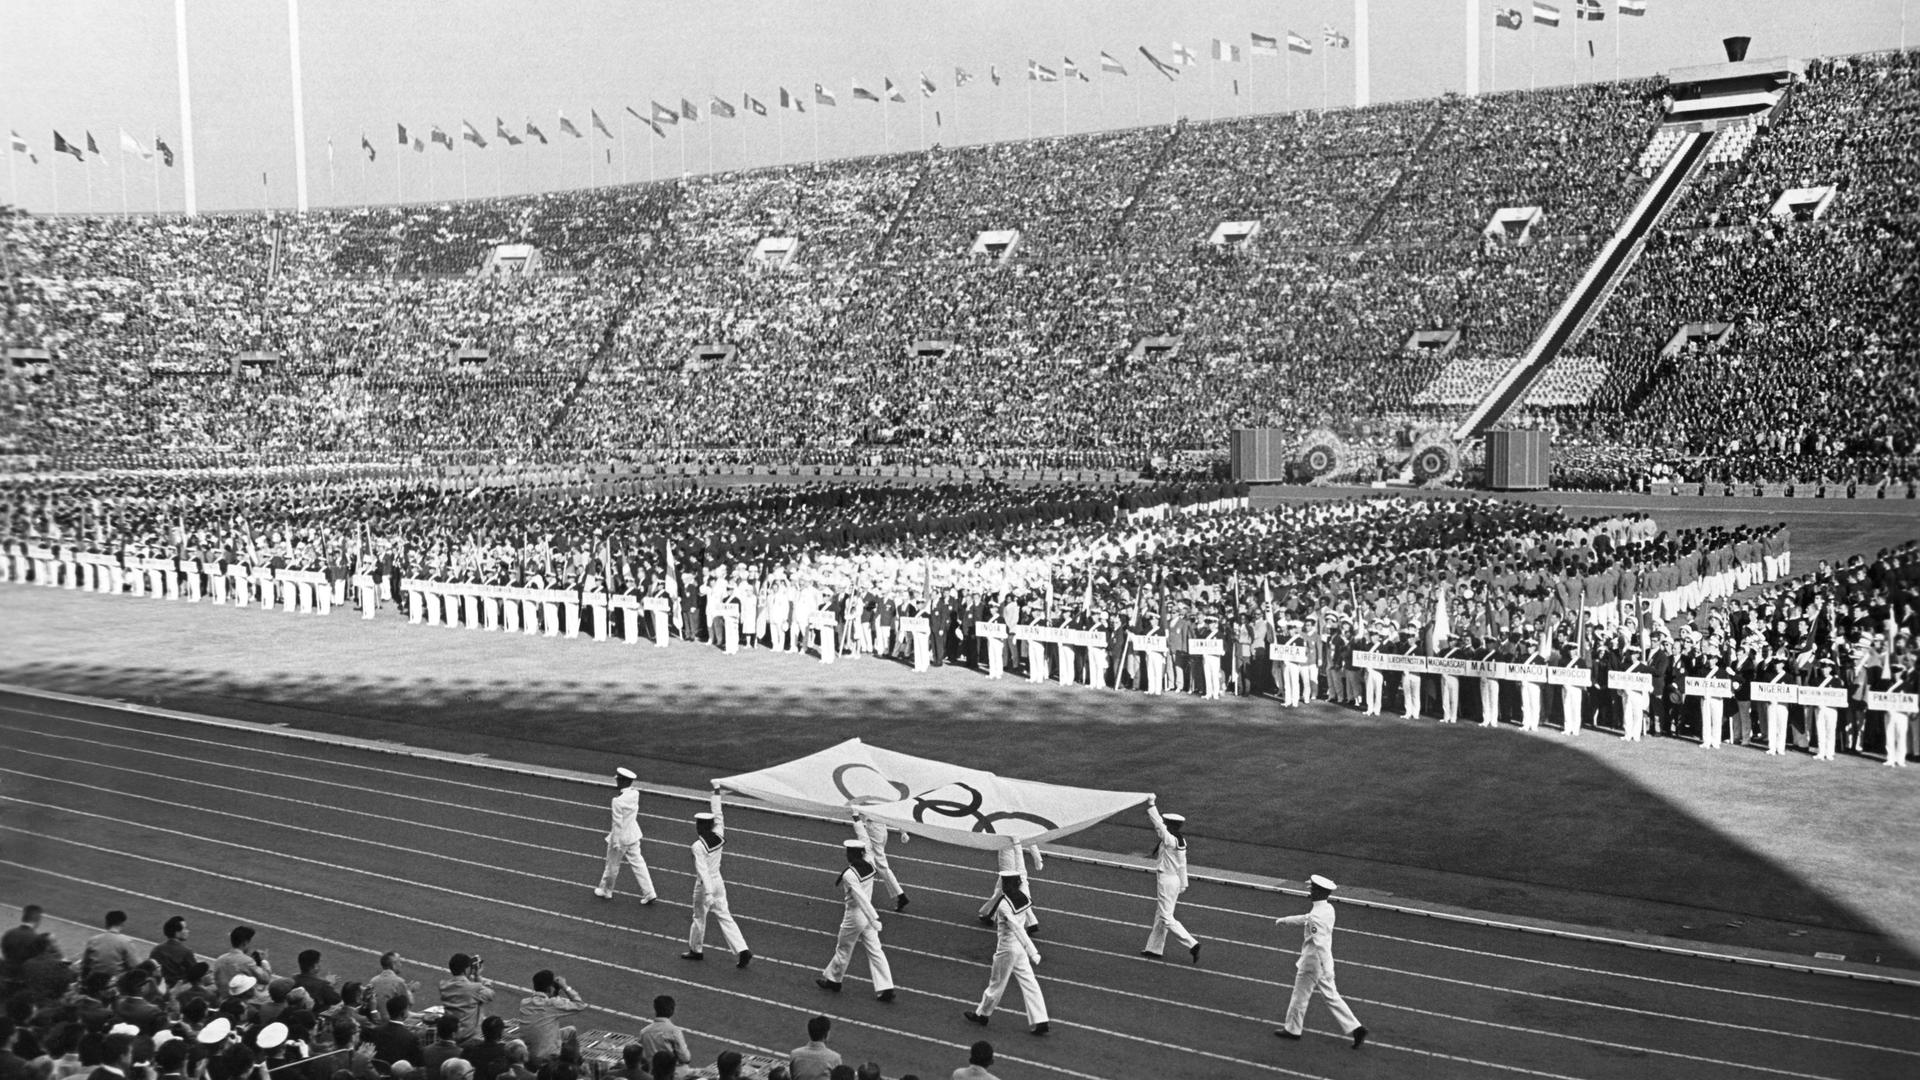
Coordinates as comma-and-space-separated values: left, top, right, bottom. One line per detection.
1, 0, 1910, 214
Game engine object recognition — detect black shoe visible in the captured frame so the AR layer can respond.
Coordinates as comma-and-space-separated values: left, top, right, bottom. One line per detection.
1274, 1030, 1301, 1040
815, 978, 842, 993
963, 1011, 988, 1026
875, 989, 896, 1003
1352, 1026, 1368, 1049
638, 896, 657, 907
1030, 1022, 1049, 1036
1140, 950, 1163, 960
680, 951, 704, 961
895, 894, 910, 912
735, 949, 752, 969
1189, 942, 1203, 965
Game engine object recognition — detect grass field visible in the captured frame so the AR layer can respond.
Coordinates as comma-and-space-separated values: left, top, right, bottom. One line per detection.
3, 489, 1916, 975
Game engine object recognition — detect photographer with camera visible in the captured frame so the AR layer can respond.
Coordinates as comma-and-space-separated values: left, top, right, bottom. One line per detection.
515, 969, 585, 1064
211, 927, 272, 1002
438, 953, 495, 1045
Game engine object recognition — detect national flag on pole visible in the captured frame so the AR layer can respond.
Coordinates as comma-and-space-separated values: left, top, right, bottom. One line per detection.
1138, 46, 1181, 80
990, 64, 1002, 85
1170, 41, 1197, 65
815, 83, 837, 106
1323, 26, 1351, 48
1577, 0, 1606, 19
744, 93, 767, 115
1619, 0, 1647, 15
650, 102, 679, 127
851, 79, 879, 102
8, 130, 27, 154
1250, 33, 1280, 56
1027, 60, 1058, 82
119, 129, 153, 160
919, 73, 938, 96
396, 123, 408, 145
412, 137, 424, 152
884, 78, 906, 102
155, 137, 173, 166
591, 109, 613, 137
955, 66, 974, 87
671, 99, 692, 121
359, 134, 374, 161
430, 125, 454, 149
525, 120, 548, 144
626, 105, 664, 138
495, 118, 523, 145
1063, 57, 1090, 80
1100, 50, 1128, 74
325, 137, 334, 164
709, 96, 736, 119
1211, 39, 1242, 62
557, 112, 582, 138
1494, 7, 1525, 29
53, 131, 84, 160
460, 120, 487, 148
780, 87, 805, 112
85, 132, 99, 155
1287, 31, 1313, 53
1533, 2, 1562, 25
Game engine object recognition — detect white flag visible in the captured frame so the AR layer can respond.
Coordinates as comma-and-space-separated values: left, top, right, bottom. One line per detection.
119, 129, 153, 161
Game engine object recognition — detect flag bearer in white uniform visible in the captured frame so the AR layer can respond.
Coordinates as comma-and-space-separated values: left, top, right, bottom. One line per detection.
683, 788, 752, 968
1274, 875, 1367, 1049
962, 875, 1049, 1036
1810, 656, 1843, 761
977, 841, 1041, 932
592, 767, 657, 904
1141, 799, 1202, 963
852, 812, 911, 912
816, 840, 896, 1002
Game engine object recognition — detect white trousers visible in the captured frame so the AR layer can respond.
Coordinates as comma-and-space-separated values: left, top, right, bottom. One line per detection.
976, 948, 1048, 1025
1700, 698, 1724, 748
1440, 676, 1459, 722
822, 916, 892, 992
1884, 712, 1910, 766
1562, 686, 1583, 734
1282, 963, 1361, 1037
1520, 683, 1542, 731
1144, 874, 1196, 953
598, 839, 656, 899
688, 883, 748, 955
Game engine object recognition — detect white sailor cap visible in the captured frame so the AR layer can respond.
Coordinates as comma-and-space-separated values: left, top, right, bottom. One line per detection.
255, 1022, 289, 1051
196, 1018, 233, 1045
1161, 813, 1185, 824
1308, 874, 1338, 891
615, 766, 637, 780
693, 812, 715, 823
108, 1023, 141, 1038
843, 838, 867, 849
227, 974, 257, 996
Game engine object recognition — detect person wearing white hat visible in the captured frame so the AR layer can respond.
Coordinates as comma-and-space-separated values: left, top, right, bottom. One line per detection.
255, 1022, 289, 1051
1619, 643, 1650, 742
817, 839, 896, 1002
196, 1016, 234, 1046
962, 873, 1049, 1036
1141, 798, 1201, 964
684, 788, 752, 967
593, 767, 658, 903
1274, 875, 1366, 1049
976, 840, 1041, 933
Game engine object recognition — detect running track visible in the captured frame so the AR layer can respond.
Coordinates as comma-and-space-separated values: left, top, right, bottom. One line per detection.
0, 691, 1914, 1080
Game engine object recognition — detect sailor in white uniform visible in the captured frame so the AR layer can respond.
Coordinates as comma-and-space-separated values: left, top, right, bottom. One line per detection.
1274, 874, 1367, 1049
852, 812, 911, 912
816, 839, 896, 1002
1141, 799, 1202, 963
592, 767, 657, 904
962, 875, 1050, 1036
682, 788, 751, 967
977, 841, 1042, 932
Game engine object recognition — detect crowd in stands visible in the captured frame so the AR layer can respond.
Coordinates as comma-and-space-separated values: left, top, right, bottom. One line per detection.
0, 906, 967, 1080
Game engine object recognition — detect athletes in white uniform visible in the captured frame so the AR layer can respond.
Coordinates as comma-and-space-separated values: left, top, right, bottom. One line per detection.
816, 839, 896, 1002
977, 841, 1042, 932
1274, 874, 1367, 1049
683, 790, 751, 967
592, 767, 657, 904
963, 875, 1050, 1036
1141, 799, 1202, 963
852, 812, 911, 912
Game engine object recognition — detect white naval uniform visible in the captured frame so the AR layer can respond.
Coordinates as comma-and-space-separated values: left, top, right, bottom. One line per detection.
977, 842, 1041, 929
821, 864, 893, 992
975, 894, 1047, 1026
1560, 662, 1585, 735
1518, 654, 1545, 731
1143, 806, 1197, 955
1811, 675, 1842, 761
1620, 664, 1650, 741
855, 816, 907, 903
596, 786, 657, 900
1762, 675, 1791, 755
1438, 648, 1463, 722
688, 794, 749, 957
1276, 899, 1362, 1038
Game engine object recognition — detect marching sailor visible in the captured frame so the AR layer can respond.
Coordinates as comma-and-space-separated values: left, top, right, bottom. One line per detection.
592, 767, 658, 904
962, 874, 1050, 1036
1274, 875, 1367, 1049
1141, 798, 1202, 964
683, 788, 751, 967
816, 839, 897, 1002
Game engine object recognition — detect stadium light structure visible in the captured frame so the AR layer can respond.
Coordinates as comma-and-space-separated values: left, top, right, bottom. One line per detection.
287, 0, 310, 213
174, 0, 197, 215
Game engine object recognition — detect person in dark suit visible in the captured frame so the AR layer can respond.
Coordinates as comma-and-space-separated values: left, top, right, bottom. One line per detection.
1647, 631, 1677, 737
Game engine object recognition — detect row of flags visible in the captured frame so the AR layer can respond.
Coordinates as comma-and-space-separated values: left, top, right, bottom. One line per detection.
11, 129, 175, 167
1498, 0, 1648, 29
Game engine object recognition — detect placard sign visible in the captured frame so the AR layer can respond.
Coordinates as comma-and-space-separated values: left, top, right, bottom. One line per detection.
1797, 685, 1848, 709
1189, 639, 1226, 657
1749, 680, 1797, 704
1610, 671, 1654, 694
976, 622, 1008, 640
643, 596, 672, 613
1867, 690, 1918, 713
1271, 644, 1309, 663
1547, 667, 1592, 688
1685, 677, 1734, 699
1498, 662, 1551, 683
1131, 634, 1168, 653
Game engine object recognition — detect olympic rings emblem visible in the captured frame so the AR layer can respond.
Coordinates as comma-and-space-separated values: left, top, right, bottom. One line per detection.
833, 763, 911, 806
911, 782, 1059, 836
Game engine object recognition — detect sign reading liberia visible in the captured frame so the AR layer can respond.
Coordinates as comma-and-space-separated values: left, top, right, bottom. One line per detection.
715, 738, 1149, 851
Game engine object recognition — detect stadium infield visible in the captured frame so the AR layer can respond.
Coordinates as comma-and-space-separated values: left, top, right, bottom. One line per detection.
1, 488, 1916, 981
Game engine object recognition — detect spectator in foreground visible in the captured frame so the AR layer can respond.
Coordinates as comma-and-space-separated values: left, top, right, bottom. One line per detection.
951, 1041, 998, 1080
367, 953, 414, 1021
787, 1016, 839, 1080
148, 917, 196, 987
80, 912, 139, 984
634, 997, 687, 1074
514, 971, 584, 1064
421, 1016, 463, 1080
713, 1051, 744, 1080
369, 996, 422, 1067
437, 955, 493, 1044
461, 1018, 509, 1080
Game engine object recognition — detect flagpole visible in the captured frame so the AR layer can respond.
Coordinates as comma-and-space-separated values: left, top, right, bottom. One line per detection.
1465, 0, 1480, 96
285, 0, 309, 213
1529, 16, 1537, 91
120, 142, 129, 215
1615, 3, 1623, 81
621, 113, 629, 184
1208, 52, 1216, 122
174, 0, 197, 215
1492, 19, 1500, 94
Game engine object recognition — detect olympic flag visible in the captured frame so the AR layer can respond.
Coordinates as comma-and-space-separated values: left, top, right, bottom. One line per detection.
714, 738, 1150, 851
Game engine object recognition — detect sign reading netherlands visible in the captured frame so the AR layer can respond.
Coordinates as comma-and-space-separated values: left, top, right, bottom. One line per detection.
1610, 671, 1655, 694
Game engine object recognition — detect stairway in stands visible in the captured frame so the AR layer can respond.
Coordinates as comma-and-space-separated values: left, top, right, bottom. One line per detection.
1351, 108, 1450, 245
871, 153, 935, 259
1106, 122, 1185, 246
1453, 127, 1711, 439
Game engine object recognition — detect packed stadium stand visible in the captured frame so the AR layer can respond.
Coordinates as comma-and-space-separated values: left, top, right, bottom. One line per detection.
3, 50, 1916, 488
